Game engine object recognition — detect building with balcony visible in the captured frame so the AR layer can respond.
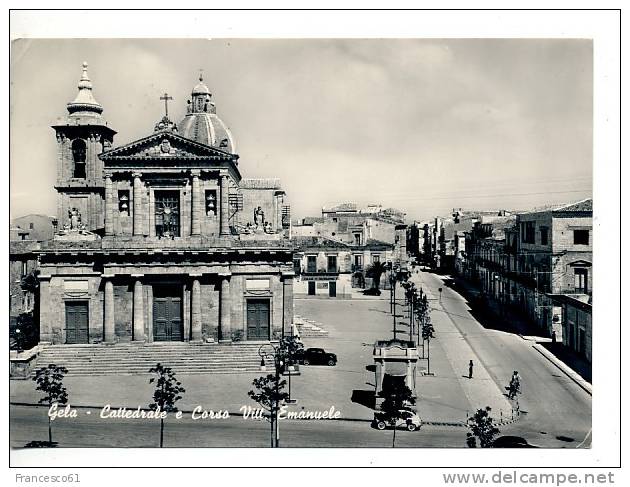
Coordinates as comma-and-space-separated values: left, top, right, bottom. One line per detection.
291, 236, 394, 298
463, 199, 592, 338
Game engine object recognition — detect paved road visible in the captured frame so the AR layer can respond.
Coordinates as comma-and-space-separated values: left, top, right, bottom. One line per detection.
411, 270, 592, 448
9, 404, 467, 449
10, 278, 590, 450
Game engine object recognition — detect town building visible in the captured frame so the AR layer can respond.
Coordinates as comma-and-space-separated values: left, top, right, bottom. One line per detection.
293, 202, 405, 247
12, 214, 57, 242
549, 294, 592, 363
36, 64, 295, 348
9, 239, 40, 327
462, 199, 592, 338
291, 235, 394, 298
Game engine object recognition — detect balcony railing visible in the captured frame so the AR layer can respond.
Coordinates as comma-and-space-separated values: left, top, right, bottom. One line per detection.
302, 267, 340, 275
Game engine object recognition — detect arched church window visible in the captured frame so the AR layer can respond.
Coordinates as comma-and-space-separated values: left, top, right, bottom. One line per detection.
72, 139, 87, 178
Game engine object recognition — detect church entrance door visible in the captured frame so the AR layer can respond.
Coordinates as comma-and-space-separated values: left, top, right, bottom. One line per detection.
65, 302, 89, 344
153, 285, 183, 342
246, 299, 270, 340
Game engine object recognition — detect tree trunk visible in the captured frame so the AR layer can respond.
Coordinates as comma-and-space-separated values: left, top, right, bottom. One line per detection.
48, 414, 52, 445
427, 339, 431, 374
392, 425, 396, 448
270, 410, 275, 448
160, 417, 164, 448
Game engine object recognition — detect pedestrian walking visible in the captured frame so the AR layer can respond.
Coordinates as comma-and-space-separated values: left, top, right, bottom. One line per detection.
551, 330, 557, 346
468, 359, 474, 379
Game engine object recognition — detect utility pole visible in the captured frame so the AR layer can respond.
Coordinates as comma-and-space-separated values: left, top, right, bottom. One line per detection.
275, 357, 280, 448
409, 294, 414, 343
393, 278, 397, 340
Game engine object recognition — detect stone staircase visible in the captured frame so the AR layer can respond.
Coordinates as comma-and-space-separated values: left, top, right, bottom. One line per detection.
294, 315, 329, 338
34, 341, 266, 376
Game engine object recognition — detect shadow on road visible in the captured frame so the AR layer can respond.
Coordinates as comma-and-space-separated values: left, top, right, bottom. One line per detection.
351, 389, 376, 410
23, 440, 58, 448
539, 342, 592, 383
440, 277, 532, 336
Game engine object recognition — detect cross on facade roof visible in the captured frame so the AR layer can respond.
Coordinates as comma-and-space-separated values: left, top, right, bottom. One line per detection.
160, 92, 173, 118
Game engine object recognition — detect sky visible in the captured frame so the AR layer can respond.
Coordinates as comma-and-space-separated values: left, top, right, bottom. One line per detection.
10, 38, 593, 222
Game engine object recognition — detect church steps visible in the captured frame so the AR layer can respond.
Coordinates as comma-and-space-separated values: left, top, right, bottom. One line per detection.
35, 342, 269, 375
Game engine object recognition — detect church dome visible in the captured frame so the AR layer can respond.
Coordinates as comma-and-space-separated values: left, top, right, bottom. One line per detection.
178, 73, 236, 153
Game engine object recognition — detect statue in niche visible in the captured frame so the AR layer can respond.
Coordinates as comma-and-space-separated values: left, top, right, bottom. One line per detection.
161, 204, 175, 239
68, 208, 81, 230
253, 206, 265, 227
263, 221, 273, 234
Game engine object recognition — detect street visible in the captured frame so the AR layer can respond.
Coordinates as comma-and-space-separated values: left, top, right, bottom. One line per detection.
9, 404, 467, 449
410, 270, 592, 448
10, 273, 591, 449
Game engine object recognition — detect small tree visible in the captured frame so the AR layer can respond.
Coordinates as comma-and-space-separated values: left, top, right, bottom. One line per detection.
422, 314, 435, 374
279, 335, 303, 401
365, 261, 388, 291
466, 406, 500, 448
378, 382, 416, 448
248, 373, 289, 447
279, 335, 303, 366
148, 363, 185, 448
33, 364, 68, 446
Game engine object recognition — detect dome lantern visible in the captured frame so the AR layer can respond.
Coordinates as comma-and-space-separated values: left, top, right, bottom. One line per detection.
178, 72, 236, 153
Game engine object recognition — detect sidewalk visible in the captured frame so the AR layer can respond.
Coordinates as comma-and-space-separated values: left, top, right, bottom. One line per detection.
409, 273, 515, 423
443, 274, 592, 385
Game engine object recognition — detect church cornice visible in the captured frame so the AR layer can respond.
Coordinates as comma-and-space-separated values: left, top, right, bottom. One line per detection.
99, 130, 238, 162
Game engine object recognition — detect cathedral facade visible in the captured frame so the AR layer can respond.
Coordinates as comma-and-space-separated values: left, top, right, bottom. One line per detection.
38, 64, 294, 345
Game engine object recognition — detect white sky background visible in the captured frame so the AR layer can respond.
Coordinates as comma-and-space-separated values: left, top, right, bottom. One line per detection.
10, 38, 592, 222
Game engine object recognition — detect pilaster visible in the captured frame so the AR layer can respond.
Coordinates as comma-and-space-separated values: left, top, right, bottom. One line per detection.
133, 277, 145, 341
104, 278, 115, 342
219, 273, 232, 341
220, 174, 230, 236
191, 170, 202, 236
191, 277, 202, 341
132, 172, 143, 236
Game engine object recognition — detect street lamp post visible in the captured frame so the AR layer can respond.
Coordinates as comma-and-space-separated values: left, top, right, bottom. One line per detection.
258, 343, 286, 448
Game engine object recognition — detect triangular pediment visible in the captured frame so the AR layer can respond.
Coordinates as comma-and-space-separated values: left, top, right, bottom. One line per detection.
100, 131, 235, 162
568, 260, 592, 267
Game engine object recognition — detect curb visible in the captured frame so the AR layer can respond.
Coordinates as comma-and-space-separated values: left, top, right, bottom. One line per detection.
532, 344, 592, 396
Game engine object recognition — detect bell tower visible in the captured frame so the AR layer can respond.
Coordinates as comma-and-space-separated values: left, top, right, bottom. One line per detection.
52, 62, 117, 234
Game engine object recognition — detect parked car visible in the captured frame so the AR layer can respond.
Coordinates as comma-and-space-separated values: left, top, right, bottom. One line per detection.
363, 288, 381, 296
294, 348, 337, 366
372, 409, 422, 432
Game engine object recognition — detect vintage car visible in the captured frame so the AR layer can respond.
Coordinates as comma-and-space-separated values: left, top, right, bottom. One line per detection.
372, 409, 422, 432
293, 347, 337, 366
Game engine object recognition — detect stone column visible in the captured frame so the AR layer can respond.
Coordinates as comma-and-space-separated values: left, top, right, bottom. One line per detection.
132, 172, 143, 236
219, 274, 231, 341
38, 276, 53, 343
220, 174, 230, 236
133, 278, 145, 341
191, 278, 202, 341
191, 171, 202, 236
282, 272, 294, 337
104, 173, 114, 236
104, 278, 115, 342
